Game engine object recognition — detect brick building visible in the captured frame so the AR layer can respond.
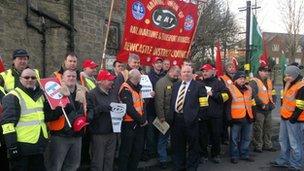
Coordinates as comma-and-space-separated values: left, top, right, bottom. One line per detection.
0, 0, 126, 76
263, 32, 304, 65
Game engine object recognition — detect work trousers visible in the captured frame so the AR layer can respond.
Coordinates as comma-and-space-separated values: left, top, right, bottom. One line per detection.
45, 136, 82, 171
90, 133, 117, 171
118, 122, 145, 171
199, 117, 222, 158
252, 111, 273, 150
171, 113, 200, 171
11, 153, 45, 171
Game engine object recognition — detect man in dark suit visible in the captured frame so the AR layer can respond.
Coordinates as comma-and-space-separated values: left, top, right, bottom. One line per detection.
170, 65, 208, 171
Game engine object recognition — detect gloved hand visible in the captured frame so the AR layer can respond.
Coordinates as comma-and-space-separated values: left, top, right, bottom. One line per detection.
7, 146, 21, 160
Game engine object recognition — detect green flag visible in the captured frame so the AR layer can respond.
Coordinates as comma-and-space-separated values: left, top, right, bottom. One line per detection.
279, 51, 287, 76
250, 14, 263, 75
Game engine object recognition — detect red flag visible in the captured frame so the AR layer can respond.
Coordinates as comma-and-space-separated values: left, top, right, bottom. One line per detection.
259, 38, 268, 67
0, 53, 5, 73
215, 41, 223, 76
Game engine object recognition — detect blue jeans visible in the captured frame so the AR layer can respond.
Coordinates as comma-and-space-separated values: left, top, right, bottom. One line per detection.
157, 130, 170, 162
273, 120, 304, 169
229, 121, 253, 159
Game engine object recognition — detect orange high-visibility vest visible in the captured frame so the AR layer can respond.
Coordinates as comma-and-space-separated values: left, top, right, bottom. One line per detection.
281, 80, 304, 121
229, 84, 253, 120
221, 75, 233, 87
119, 82, 144, 122
53, 71, 62, 82
252, 78, 274, 104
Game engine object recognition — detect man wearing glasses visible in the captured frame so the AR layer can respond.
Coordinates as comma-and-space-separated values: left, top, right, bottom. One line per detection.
249, 65, 277, 153
0, 68, 60, 170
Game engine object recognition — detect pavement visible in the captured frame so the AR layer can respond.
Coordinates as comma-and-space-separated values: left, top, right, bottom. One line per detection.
136, 85, 286, 171
81, 85, 289, 171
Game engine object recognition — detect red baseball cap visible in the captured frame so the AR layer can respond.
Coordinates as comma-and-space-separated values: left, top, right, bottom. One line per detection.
82, 59, 98, 69
73, 116, 89, 132
151, 56, 163, 63
200, 64, 215, 71
97, 69, 115, 81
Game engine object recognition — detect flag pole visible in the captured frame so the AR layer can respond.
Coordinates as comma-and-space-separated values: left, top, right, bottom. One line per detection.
101, 0, 115, 69
245, 0, 251, 79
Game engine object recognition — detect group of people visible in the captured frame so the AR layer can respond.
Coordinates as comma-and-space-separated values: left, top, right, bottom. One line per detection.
0, 48, 303, 171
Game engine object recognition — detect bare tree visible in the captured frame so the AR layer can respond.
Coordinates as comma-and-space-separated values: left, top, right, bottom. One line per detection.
278, 0, 304, 62
190, 0, 239, 68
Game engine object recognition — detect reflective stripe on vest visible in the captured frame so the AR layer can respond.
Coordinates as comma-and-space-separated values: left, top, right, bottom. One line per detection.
9, 87, 48, 143
0, 86, 5, 95
0, 69, 40, 92
252, 78, 273, 104
228, 84, 253, 120
82, 76, 96, 91
281, 80, 304, 120
119, 82, 144, 122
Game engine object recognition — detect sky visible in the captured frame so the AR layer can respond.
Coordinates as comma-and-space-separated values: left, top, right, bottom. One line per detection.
228, 0, 289, 33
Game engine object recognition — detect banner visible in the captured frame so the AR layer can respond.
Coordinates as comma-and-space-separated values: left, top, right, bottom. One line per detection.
40, 78, 70, 109
118, 0, 199, 66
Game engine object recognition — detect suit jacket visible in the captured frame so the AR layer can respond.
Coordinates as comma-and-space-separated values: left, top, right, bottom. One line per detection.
170, 80, 208, 126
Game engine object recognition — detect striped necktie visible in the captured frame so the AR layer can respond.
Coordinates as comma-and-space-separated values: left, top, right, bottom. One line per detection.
176, 82, 187, 113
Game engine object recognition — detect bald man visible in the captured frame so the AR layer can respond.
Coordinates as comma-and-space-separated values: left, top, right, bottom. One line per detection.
118, 69, 148, 171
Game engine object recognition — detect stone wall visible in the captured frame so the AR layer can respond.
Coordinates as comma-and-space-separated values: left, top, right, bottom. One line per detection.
0, 0, 126, 76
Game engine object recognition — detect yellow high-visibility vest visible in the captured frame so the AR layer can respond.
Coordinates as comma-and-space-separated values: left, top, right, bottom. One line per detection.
0, 69, 40, 92
1, 87, 48, 144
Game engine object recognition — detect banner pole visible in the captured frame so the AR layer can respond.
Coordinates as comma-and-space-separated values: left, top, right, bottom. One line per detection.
61, 107, 72, 128
101, 0, 115, 69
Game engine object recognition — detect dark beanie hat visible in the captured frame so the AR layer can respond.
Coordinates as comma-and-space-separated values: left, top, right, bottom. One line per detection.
233, 71, 246, 81
12, 49, 29, 59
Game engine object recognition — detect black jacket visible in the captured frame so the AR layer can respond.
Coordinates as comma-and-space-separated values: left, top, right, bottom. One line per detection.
87, 86, 117, 134
112, 65, 145, 101
0, 84, 60, 156
49, 86, 85, 137
200, 76, 230, 119
119, 80, 147, 125
170, 80, 208, 126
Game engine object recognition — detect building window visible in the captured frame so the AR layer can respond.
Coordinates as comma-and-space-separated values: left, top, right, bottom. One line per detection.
272, 44, 280, 52
295, 58, 302, 64
275, 57, 279, 64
